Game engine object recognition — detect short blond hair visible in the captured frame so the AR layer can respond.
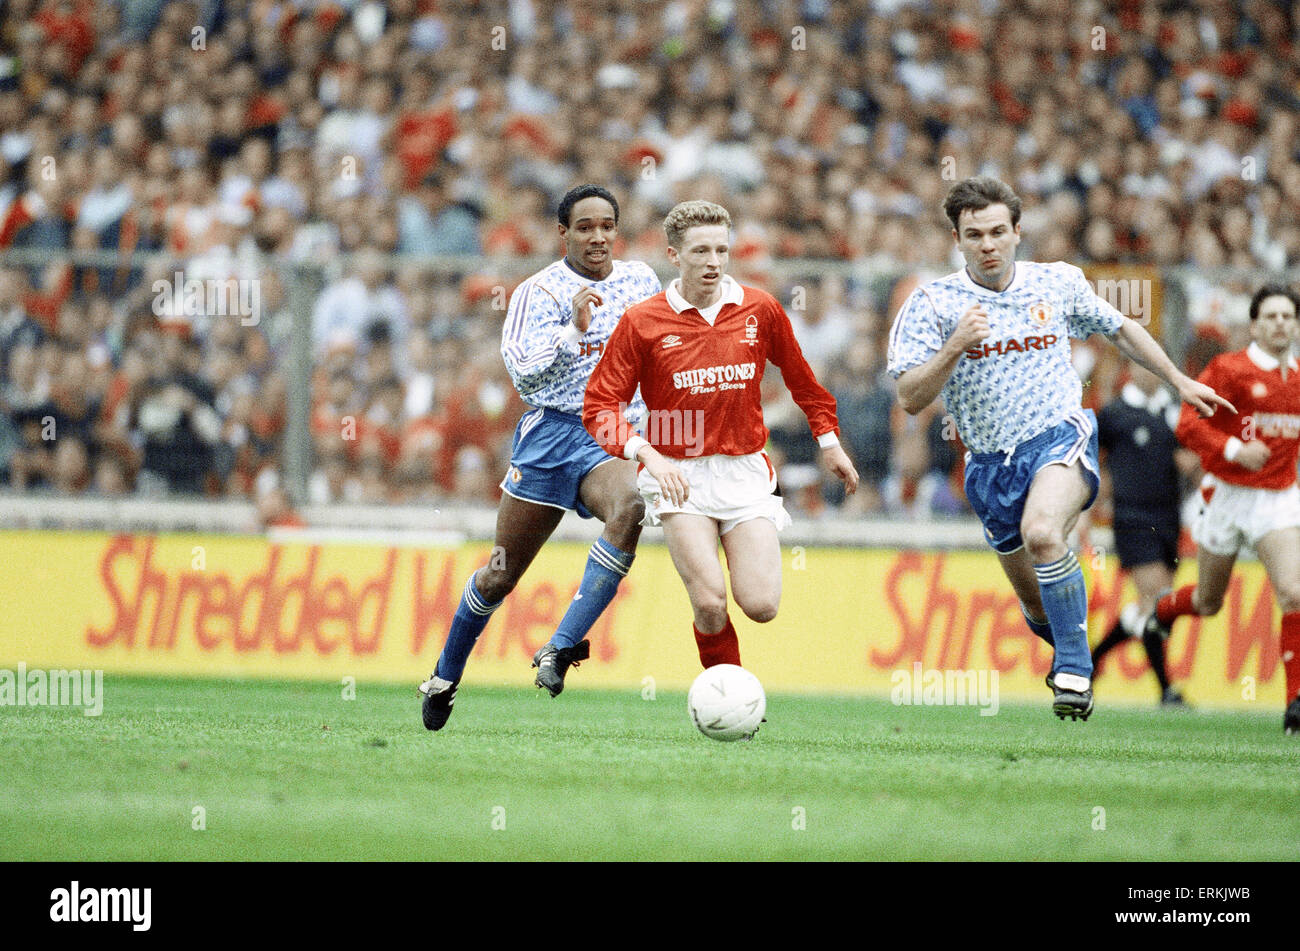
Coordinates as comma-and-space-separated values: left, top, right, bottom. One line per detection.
663, 200, 731, 249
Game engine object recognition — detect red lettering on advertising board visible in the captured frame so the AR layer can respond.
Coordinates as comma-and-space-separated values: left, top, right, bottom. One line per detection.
496, 582, 560, 659
877, 552, 955, 668
410, 550, 462, 655
85, 535, 395, 655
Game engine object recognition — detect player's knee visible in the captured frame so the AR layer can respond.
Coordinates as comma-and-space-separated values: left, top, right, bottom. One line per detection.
605, 492, 645, 540
739, 596, 779, 624
692, 596, 729, 632
472, 564, 518, 604
1021, 519, 1066, 563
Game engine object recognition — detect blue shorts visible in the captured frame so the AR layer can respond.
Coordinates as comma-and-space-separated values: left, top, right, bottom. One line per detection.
963, 410, 1100, 555
499, 407, 616, 519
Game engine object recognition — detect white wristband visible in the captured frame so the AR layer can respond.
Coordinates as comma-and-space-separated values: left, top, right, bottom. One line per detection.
558, 323, 582, 350
624, 435, 649, 461
1224, 437, 1243, 462
816, 431, 840, 449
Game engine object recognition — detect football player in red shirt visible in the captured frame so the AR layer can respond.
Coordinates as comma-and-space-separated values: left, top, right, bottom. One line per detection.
583, 200, 858, 671
1144, 284, 1300, 732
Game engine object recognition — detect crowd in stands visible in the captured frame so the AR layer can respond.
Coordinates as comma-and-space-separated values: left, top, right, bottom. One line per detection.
1, 0, 1296, 522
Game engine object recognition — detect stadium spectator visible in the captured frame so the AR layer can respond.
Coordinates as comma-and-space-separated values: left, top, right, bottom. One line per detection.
130, 328, 222, 495
310, 247, 407, 357
825, 338, 894, 514
396, 171, 480, 257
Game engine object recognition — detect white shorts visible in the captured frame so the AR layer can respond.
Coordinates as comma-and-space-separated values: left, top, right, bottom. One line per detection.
1191, 475, 1300, 556
636, 451, 792, 535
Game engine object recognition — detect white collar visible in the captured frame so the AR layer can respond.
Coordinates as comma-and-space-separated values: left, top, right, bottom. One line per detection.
958, 263, 1019, 296
1120, 381, 1173, 414
1247, 341, 1299, 373
666, 274, 745, 314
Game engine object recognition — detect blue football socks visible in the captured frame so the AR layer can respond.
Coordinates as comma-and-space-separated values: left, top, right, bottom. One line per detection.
435, 573, 503, 682
1034, 551, 1092, 679
549, 537, 635, 649
1021, 604, 1054, 646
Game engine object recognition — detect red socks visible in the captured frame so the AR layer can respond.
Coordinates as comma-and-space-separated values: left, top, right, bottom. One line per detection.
1156, 585, 1198, 627
1281, 613, 1300, 704
694, 616, 741, 669
1154, 589, 1299, 705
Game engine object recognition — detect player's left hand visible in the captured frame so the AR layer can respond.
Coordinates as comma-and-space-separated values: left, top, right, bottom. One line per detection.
1178, 377, 1236, 418
822, 444, 859, 495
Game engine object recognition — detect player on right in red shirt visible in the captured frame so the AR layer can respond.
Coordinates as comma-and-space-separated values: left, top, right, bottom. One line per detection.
1144, 284, 1300, 733
583, 200, 859, 672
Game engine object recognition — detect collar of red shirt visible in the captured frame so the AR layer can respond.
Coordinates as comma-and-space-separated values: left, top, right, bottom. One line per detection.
665, 275, 745, 315
1247, 341, 1299, 373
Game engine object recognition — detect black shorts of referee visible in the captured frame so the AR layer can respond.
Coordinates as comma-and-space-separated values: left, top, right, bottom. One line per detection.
1111, 513, 1180, 572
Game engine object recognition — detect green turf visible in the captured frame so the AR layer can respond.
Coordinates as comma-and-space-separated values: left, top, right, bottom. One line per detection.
1, 676, 1296, 861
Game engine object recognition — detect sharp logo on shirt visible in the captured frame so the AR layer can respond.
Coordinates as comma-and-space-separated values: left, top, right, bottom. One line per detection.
965, 334, 1059, 359
578, 340, 605, 358
741, 314, 758, 345
672, 362, 757, 393
1028, 301, 1054, 326
661, 335, 683, 349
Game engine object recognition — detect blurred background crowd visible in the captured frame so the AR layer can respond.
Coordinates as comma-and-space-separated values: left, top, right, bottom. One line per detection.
0, 0, 1297, 523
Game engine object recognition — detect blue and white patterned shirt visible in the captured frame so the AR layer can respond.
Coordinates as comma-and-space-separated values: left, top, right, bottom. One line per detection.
502, 257, 661, 419
887, 261, 1126, 454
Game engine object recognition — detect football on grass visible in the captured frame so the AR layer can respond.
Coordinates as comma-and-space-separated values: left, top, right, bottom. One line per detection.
687, 664, 766, 741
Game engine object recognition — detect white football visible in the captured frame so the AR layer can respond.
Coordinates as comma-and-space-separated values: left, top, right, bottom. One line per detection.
687, 664, 766, 741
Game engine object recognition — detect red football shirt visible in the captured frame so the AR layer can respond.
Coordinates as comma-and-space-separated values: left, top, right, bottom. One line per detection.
1177, 343, 1300, 489
583, 277, 839, 459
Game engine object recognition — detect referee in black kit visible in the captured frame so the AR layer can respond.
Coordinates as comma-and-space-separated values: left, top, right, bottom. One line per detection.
1091, 361, 1198, 705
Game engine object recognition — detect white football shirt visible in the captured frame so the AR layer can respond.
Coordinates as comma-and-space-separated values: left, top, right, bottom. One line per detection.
887, 261, 1125, 454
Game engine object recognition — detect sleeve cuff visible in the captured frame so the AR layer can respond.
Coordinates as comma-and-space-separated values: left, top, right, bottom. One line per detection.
558, 323, 582, 350
1224, 437, 1243, 462
623, 435, 649, 461
816, 431, 840, 449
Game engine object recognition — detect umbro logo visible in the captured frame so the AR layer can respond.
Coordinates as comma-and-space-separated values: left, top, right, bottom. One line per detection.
661, 335, 683, 349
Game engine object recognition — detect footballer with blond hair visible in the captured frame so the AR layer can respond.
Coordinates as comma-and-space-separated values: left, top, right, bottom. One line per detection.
583, 200, 858, 674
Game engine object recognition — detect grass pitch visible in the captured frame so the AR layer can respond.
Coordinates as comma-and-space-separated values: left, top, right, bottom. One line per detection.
1, 676, 1296, 861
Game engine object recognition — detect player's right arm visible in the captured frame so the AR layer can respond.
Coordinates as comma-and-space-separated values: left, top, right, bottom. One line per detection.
888, 289, 989, 414
1174, 357, 1267, 471
501, 279, 592, 398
